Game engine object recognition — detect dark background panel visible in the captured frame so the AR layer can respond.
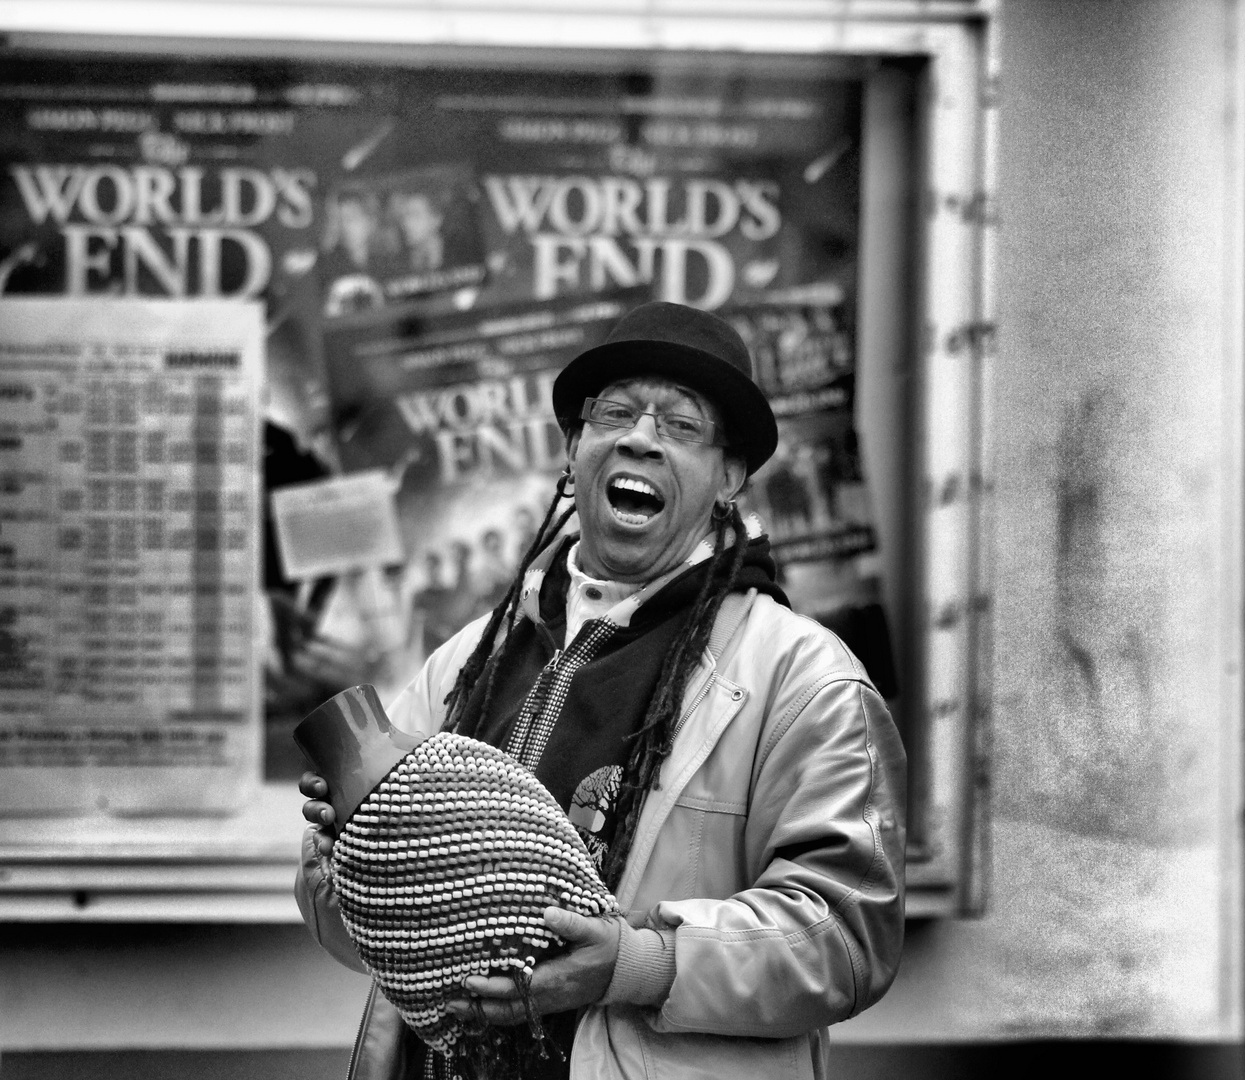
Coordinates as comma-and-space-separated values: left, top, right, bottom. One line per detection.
2, 1042, 1242, 1080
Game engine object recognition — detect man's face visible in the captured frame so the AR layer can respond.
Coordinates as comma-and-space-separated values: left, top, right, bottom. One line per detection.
567, 377, 745, 584
337, 199, 373, 257
394, 195, 441, 243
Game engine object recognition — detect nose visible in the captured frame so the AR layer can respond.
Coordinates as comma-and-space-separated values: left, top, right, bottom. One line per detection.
615, 411, 664, 459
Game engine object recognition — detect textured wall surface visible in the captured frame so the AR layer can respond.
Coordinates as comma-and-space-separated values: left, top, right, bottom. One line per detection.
835, 0, 1242, 1042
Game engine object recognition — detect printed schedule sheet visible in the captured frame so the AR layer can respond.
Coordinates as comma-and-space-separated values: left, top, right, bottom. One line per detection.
0, 298, 264, 815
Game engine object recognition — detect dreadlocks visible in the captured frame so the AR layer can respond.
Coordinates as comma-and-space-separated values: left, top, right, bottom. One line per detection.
599, 503, 749, 891
441, 468, 752, 895
441, 474, 576, 735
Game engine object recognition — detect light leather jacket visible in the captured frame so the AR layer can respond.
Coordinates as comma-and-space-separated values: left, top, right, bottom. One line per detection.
297, 589, 906, 1080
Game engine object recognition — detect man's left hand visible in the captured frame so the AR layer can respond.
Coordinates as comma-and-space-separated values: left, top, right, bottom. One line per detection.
446, 907, 621, 1025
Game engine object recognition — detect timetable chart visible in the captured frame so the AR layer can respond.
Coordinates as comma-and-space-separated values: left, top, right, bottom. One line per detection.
0, 299, 262, 808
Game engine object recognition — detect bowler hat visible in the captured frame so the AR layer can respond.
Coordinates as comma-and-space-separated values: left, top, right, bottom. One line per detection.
551, 301, 778, 475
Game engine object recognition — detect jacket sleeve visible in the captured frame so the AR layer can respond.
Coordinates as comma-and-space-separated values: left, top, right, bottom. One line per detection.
293, 615, 491, 967
648, 666, 907, 1038
295, 825, 369, 974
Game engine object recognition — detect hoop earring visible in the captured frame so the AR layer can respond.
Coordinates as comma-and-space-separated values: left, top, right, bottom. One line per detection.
712, 499, 736, 523
556, 468, 576, 500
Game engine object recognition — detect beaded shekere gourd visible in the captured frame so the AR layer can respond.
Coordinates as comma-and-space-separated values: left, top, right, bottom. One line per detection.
295, 685, 620, 1076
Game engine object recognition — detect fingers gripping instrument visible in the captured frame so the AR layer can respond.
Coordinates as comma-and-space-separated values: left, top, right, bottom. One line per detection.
295, 686, 620, 1077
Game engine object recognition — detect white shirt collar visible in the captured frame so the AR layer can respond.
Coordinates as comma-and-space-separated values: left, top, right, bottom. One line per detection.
564, 542, 642, 644
520, 514, 764, 641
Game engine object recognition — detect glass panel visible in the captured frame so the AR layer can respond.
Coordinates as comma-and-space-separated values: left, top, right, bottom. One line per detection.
0, 41, 970, 917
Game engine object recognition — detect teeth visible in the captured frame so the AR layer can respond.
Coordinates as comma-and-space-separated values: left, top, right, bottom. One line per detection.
610, 477, 660, 499
607, 476, 663, 526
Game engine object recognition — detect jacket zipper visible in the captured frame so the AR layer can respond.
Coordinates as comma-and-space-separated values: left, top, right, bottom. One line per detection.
346, 979, 378, 1080
671, 671, 716, 742
667, 593, 751, 744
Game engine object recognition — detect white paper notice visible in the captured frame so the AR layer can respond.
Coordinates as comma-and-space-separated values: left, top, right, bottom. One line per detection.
270, 469, 405, 580
0, 297, 264, 816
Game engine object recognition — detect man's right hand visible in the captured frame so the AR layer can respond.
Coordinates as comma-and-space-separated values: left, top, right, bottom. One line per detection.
300, 771, 336, 859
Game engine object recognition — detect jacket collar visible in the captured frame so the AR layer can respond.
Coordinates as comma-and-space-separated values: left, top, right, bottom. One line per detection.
613, 589, 756, 908
517, 514, 765, 629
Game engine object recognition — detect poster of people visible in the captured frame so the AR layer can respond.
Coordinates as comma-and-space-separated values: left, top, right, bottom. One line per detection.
320, 290, 647, 688
0, 49, 893, 783
319, 163, 488, 317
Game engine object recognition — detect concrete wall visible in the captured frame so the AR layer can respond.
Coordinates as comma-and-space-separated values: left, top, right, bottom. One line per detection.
2, 0, 1242, 1056
834, 0, 1243, 1042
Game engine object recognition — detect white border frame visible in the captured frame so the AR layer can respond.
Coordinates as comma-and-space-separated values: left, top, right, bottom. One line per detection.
0, 0, 996, 921
1220, 0, 1245, 1029
0, 1, 988, 47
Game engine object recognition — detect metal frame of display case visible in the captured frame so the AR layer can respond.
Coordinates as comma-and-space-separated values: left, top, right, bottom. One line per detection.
0, 0, 998, 921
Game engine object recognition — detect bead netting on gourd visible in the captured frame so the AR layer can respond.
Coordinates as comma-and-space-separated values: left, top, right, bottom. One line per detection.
330, 730, 619, 1059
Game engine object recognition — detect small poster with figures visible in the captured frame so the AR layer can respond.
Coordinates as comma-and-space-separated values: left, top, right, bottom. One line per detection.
726, 295, 877, 565
318, 290, 646, 698
726, 295, 896, 697
318, 163, 489, 318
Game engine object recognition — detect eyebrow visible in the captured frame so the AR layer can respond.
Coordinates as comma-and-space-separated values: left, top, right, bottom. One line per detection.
603, 381, 711, 417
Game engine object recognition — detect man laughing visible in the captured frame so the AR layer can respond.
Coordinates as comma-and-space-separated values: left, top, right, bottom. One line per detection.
298, 300, 907, 1080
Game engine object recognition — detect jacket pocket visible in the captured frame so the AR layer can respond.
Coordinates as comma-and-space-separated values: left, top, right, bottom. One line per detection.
575, 1005, 815, 1080
667, 794, 747, 899
637, 1023, 815, 1080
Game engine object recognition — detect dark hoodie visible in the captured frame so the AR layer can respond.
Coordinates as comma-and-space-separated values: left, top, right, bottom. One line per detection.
436, 532, 787, 1080
452, 532, 787, 832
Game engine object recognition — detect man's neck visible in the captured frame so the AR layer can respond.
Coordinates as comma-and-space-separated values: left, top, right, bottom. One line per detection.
566, 542, 643, 595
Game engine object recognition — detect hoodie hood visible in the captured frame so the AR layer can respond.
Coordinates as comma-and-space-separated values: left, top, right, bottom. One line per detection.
520, 514, 789, 636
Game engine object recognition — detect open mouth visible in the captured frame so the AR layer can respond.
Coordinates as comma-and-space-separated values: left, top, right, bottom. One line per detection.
607, 476, 665, 526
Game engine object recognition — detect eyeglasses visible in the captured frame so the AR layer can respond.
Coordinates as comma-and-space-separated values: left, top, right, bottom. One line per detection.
580, 397, 724, 446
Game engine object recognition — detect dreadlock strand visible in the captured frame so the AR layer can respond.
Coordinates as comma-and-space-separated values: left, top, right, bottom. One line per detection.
441, 587, 518, 734
634, 538, 728, 766
520, 475, 575, 568
602, 508, 756, 891
640, 506, 747, 744
468, 579, 525, 733
442, 491, 577, 732
474, 501, 576, 727
723, 505, 749, 593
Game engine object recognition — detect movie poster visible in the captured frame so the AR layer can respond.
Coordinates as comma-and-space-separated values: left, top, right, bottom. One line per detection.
725, 298, 873, 562
318, 292, 645, 695
319, 162, 488, 318
0, 51, 892, 781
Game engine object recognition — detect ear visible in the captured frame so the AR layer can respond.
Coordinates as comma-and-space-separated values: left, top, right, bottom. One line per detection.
565, 428, 581, 470
717, 453, 747, 505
